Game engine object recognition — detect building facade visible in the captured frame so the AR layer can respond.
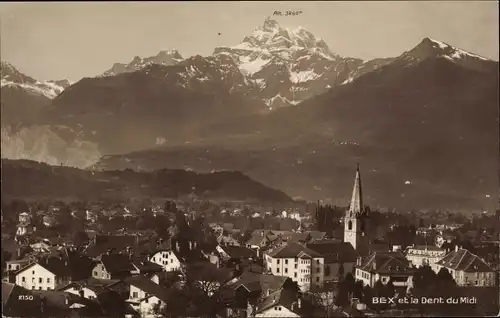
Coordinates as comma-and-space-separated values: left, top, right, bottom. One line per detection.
434, 247, 496, 287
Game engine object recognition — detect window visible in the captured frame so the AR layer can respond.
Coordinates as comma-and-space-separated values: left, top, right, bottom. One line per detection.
316, 259, 320, 264
278, 307, 281, 311
277, 259, 280, 264
39, 287, 42, 290
277, 268, 280, 273
93, 271, 97, 276
47, 278, 50, 283
285, 268, 288, 274
316, 277, 320, 282
32, 271, 35, 275
294, 273, 297, 278
145, 298, 148, 303
294, 264, 297, 269
316, 268, 320, 273
133, 292, 138, 298
47, 287, 51, 290
348, 220, 353, 230
285, 260, 288, 265
152, 257, 155, 262
22, 277, 26, 282
39, 278, 42, 283
170, 259, 173, 263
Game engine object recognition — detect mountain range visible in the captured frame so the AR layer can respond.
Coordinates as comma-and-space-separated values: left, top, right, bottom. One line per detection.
1, 18, 498, 211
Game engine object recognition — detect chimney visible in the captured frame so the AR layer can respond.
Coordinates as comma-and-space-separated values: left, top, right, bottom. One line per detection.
298, 298, 302, 309
193, 241, 197, 249
189, 241, 192, 250
455, 245, 459, 252
176, 241, 180, 252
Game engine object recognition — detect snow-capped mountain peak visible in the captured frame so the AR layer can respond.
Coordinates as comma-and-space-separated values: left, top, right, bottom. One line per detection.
402, 37, 491, 64
1, 61, 70, 99
101, 50, 184, 77
213, 18, 357, 109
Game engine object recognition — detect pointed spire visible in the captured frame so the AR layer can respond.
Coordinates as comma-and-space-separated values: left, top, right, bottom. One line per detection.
348, 163, 364, 216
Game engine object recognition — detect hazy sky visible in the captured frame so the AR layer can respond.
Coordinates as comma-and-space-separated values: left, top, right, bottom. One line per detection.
1, 1, 498, 82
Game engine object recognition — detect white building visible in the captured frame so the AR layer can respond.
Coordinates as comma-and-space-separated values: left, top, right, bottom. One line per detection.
264, 242, 324, 292
405, 245, 446, 270
125, 276, 170, 318
14, 258, 71, 291
355, 251, 414, 289
149, 241, 183, 272
434, 246, 496, 287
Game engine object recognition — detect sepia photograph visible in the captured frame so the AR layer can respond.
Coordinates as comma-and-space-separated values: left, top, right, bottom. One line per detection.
0, 1, 499, 317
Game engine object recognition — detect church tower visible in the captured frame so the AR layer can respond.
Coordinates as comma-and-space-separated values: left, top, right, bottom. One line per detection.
344, 164, 368, 250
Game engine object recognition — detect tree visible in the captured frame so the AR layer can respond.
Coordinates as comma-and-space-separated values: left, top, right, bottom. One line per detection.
436, 268, 456, 288
338, 263, 345, 280
353, 280, 364, 300
384, 279, 395, 298
310, 290, 336, 317
335, 272, 355, 307
412, 265, 437, 296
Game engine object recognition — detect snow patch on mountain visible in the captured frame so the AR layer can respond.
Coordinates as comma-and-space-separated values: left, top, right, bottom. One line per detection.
290, 70, 321, 83
1, 62, 70, 99
239, 56, 271, 75
101, 50, 184, 77
427, 38, 489, 61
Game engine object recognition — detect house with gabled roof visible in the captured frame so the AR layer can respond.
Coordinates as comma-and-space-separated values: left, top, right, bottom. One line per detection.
91, 253, 139, 280
253, 288, 316, 318
14, 256, 73, 291
264, 242, 325, 292
57, 277, 124, 300
355, 251, 414, 289
124, 275, 172, 317
434, 246, 495, 287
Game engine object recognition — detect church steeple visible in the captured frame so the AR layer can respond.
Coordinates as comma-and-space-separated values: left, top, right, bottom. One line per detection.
344, 164, 368, 251
348, 163, 364, 216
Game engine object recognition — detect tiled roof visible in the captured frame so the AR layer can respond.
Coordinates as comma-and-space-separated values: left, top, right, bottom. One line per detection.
84, 235, 138, 258
15, 256, 74, 278
132, 259, 163, 274
255, 288, 308, 315
185, 262, 233, 284
268, 242, 322, 259
306, 241, 358, 263
231, 272, 289, 293
358, 252, 413, 275
435, 248, 493, 272
220, 245, 256, 259
289, 231, 327, 243
100, 254, 136, 274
